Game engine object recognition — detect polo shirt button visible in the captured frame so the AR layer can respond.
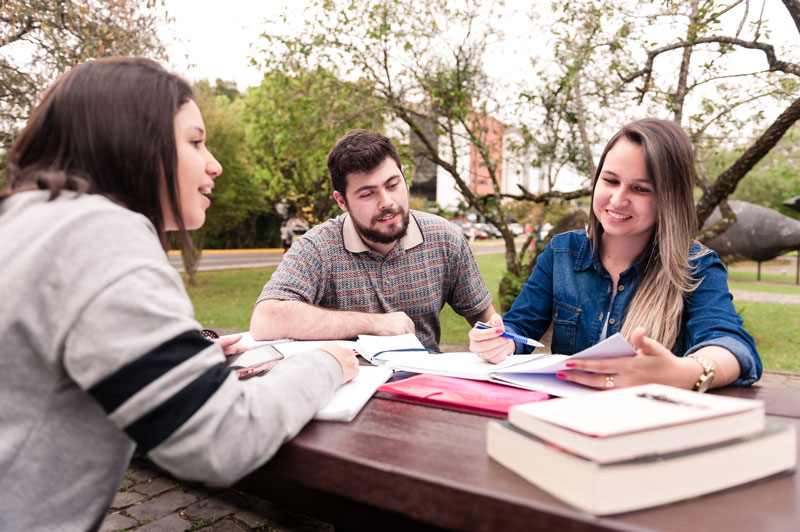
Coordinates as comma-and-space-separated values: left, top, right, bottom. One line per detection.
618, 285, 624, 291
609, 318, 616, 325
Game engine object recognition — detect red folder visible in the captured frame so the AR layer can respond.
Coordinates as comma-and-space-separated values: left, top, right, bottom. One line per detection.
377, 374, 549, 417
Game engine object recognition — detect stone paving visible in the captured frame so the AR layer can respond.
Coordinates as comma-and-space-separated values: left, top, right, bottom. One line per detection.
100, 454, 333, 532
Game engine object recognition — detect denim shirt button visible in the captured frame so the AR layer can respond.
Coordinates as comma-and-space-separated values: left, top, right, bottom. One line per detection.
618, 285, 624, 291
609, 318, 616, 325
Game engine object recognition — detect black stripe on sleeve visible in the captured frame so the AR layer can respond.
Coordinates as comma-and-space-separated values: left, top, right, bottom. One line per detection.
88, 330, 213, 414
125, 362, 231, 453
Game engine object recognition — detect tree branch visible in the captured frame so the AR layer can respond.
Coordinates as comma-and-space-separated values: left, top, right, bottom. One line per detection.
695, 95, 800, 225
621, 36, 800, 84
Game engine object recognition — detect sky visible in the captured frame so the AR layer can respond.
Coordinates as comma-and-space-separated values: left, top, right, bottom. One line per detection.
160, 0, 288, 89
162, 0, 800, 91
160, 0, 538, 92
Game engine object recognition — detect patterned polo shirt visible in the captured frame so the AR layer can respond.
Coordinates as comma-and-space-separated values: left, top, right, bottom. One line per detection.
257, 210, 492, 349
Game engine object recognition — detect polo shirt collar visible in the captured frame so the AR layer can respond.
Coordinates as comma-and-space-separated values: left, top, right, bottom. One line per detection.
342, 211, 423, 253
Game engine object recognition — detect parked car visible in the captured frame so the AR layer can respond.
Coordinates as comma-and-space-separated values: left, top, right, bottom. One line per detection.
455, 221, 489, 240
474, 223, 502, 239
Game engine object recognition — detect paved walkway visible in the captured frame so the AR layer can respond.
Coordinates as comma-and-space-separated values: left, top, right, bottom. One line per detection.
101, 454, 333, 532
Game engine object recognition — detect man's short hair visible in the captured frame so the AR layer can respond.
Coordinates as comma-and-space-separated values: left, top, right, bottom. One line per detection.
327, 129, 403, 197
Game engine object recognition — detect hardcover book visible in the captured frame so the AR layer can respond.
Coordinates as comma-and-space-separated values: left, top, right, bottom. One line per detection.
487, 419, 796, 515
507, 383, 766, 462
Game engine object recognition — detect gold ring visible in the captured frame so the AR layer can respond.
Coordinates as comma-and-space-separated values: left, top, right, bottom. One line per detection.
605, 375, 615, 389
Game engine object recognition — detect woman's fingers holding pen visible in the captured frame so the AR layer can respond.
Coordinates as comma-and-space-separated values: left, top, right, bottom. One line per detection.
487, 313, 504, 327
476, 339, 515, 364
469, 313, 514, 364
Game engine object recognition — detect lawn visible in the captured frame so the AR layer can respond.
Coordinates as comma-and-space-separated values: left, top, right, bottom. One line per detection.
187, 253, 800, 372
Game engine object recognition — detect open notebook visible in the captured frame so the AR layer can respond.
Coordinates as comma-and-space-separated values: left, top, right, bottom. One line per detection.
221, 334, 392, 421
356, 333, 636, 398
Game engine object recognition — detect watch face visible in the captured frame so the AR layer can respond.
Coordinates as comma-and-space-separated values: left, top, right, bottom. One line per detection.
696, 374, 713, 393
689, 355, 715, 392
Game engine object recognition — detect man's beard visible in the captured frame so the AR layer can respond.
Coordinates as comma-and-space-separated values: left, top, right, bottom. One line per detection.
352, 208, 410, 244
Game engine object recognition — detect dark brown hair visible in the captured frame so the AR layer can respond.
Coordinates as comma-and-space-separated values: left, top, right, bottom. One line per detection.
3, 56, 194, 247
327, 129, 402, 197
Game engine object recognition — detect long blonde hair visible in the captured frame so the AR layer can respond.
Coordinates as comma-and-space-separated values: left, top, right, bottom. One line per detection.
587, 119, 707, 349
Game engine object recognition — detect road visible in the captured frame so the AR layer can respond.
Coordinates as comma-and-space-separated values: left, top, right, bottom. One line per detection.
167, 238, 523, 272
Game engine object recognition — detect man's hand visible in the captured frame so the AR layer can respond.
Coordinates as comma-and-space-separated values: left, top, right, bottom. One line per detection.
319, 343, 360, 384
468, 313, 515, 364
369, 312, 415, 336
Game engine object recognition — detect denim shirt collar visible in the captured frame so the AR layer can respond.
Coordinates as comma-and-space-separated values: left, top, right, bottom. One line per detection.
574, 237, 595, 272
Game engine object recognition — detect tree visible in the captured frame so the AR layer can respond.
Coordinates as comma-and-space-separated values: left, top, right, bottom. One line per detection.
546, 0, 800, 240
177, 80, 265, 285
256, 0, 800, 307
242, 67, 385, 225
0, 0, 169, 172
256, 0, 590, 309
724, 124, 800, 219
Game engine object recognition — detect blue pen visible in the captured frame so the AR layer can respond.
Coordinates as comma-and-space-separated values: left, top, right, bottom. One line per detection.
475, 321, 544, 348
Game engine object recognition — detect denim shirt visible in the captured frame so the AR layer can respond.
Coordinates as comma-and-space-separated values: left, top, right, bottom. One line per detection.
503, 230, 761, 386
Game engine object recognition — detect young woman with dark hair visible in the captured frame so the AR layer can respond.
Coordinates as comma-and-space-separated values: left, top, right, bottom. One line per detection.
0, 57, 358, 531
469, 118, 761, 392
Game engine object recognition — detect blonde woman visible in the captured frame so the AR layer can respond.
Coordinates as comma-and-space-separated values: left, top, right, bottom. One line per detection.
469, 119, 761, 391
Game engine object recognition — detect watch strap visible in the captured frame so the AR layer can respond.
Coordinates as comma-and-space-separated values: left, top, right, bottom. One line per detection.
687, 354, 715, 392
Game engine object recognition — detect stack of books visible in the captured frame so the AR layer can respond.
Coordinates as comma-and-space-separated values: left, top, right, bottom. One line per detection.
487, 383, 797, 515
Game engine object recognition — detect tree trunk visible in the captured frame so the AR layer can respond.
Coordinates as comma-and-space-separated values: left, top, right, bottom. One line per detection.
180, 231, 204, 287
696, 96, 800, 226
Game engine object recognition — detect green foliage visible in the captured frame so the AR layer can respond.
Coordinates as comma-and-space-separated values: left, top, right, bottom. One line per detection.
0, 0, 169, 157
242, 68, 386, 224
706, 125, 800, 220
254, 0, 574, 288
498, 269, 525, 313
193, 80, 271, 249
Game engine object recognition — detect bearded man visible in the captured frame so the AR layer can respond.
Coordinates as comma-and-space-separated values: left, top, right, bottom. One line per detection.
250, 129, 496, 349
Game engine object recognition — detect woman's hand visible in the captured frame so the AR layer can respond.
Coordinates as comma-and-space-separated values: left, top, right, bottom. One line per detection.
319, 343, 360, 384
555, 327, 700, 389
214, 334, 250, 356
468, 313, 515, 364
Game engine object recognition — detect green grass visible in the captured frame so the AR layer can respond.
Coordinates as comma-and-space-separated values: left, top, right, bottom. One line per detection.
728, 280, 800, 296
187, 268, 272, 331
728, 270, 800, 285
734, 301, 800, 371
186, 253, 800, 371
439, 253, 502, 344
